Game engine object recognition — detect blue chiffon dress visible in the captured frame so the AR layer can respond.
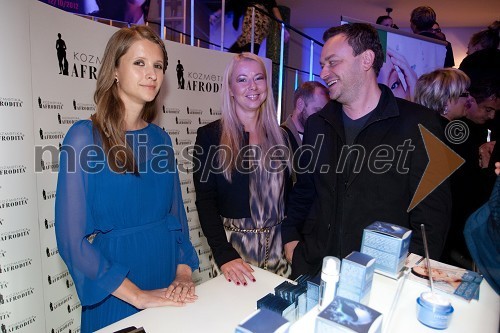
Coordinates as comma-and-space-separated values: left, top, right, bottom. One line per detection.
55, 120, 199, 333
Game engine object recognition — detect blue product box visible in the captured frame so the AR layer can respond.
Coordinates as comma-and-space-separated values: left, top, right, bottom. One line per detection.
315, 296, 383, 333
337, 251, 376, 304
360, 221, 411, 279
306, 276, 320, 311
236, 308, 291, 333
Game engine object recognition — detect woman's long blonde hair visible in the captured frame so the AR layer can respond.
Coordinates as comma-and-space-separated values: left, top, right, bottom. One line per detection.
218, 52, 286, 182
92, 25, 168, 173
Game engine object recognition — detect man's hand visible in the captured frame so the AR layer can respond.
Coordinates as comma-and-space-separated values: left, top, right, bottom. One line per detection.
284, 241, 299, 263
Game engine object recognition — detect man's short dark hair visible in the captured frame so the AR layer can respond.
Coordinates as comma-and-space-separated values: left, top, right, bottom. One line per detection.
322, 23, 384, 76
293, 81, 329, 108
376, 15, 391, 25
410, 6, 436, 32
460, 49, 500, 104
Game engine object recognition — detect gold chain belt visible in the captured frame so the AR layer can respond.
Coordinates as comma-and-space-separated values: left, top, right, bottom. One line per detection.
224, 220, 282, 270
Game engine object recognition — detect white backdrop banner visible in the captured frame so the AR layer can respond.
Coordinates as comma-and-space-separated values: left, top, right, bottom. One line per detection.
0, 0, 45, 332
30, 1, 117, 332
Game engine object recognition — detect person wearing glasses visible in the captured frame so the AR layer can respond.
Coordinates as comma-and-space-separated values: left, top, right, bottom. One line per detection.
431, 22, 447, 41
413, 68, 476, 268
414, 68, 472, 126
410, 6, 454, 68
434, 52, 500, 269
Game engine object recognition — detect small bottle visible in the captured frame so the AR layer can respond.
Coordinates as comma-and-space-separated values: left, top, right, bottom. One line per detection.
318, 256, 341, 311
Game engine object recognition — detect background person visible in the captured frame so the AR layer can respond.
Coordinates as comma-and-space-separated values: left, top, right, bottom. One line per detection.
376, 15, 398, 29
209, 0, 289, 54
55, 26, 198, 333
414, 68, 472, 125
467, 24, 500, 55
281, 81, 329, 153
193, 52, 292, 286
410, 6, 454, 68
89, 0, 150, 24
464, 162, 500, 294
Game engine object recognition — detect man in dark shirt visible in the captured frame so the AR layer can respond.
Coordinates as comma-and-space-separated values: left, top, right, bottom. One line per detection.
282, 23, 451, 278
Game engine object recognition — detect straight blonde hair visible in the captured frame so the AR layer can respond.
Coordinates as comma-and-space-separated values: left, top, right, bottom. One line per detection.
218, 53, 286, 182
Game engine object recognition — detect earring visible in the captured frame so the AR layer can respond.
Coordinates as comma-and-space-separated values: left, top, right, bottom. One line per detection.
115, 77, 119, 84
442, 106, 448, 115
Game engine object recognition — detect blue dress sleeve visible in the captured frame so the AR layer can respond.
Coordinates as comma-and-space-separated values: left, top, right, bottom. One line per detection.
55, 121, 129, 306
164, 133, 199, 271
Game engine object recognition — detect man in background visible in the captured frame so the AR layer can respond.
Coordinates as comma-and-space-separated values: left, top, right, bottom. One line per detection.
410, 6, 454, 67
281, 81, 329, 153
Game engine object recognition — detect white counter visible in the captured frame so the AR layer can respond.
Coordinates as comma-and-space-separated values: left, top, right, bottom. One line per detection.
96, 267, 499, 333
290, 272, 500, 333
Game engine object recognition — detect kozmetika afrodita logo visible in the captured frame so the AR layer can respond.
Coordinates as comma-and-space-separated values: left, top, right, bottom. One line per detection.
0, 97, 23, 109
38, 129, 65, 140
0, 310, 11, 321
54, 31, 101, 79
0, 165, 26, 176
165, 128, 180, 135
0, 228, 30, 242
47, 270, 69, 286
73, 99, 95, 111
0, 258, 33, 274
43, 218, 55, 230
41, 189, 56, 200
0, 132, 25, 141
37, 97, 63, 110
209, 108, 221, 116
0, 287, 34, 304
40, 158, 59, 172
175, 60, 222, 93
0, 197, 28, 210
57, 113, 80, 125
175, 117, 192, 125
162, 106, 180, 114
198, 117, 211, 125
1, 315, 37, 332
186, 107, 203, 115
46, 246, 59, 258
51, 318, 74, 333
49, 294, 73, 311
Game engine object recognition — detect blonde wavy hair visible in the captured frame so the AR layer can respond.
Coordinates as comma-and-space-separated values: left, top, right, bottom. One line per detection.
415, 68, 470, 116
218, 52, 286, 182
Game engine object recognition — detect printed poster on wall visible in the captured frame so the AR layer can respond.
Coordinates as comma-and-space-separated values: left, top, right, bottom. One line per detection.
0, 0, 45, 332
30, 1, 118, 332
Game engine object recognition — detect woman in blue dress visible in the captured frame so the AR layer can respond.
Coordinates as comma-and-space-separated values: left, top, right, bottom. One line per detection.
55, 25, 199, 333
